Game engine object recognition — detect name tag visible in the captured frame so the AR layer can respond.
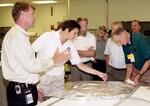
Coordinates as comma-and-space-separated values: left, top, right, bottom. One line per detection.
127, 53, 135, 62
23, 88, 34, 105
25, 93, 34, 104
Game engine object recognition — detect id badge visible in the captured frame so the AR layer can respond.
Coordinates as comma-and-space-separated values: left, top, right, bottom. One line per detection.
127, 53, 135, 62
23, 88, 34, 105
15, 85, 21, 94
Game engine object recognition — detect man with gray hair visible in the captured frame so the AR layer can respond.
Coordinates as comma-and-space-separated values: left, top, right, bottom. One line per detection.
111, 27, 150, 86
104, 21, 126, 81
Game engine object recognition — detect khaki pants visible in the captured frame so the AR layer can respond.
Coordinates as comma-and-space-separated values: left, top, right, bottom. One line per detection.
39, 74, 64, 96
106, 65, 126, 81
139, 69, 150, 86
71, 62, 93, 82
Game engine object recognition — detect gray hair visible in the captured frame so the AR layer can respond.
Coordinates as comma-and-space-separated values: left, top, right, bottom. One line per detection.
111, 27, 125, 38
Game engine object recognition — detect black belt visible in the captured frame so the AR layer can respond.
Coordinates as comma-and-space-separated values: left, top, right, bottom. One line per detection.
96, 59, 105, 62
110, 65, 126, 70
9, 81, 35, 89
83, 61, 91, 64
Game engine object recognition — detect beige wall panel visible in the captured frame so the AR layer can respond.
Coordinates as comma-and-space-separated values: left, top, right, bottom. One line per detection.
70, 0, 107, 29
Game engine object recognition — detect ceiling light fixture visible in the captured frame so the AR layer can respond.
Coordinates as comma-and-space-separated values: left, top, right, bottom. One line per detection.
0, 3, 14, 7
32, 0, 57, 4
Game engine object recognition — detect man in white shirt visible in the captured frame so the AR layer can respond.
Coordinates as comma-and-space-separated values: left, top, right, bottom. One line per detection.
1, 2, 70, 106
72, 17, 96, 81
32, 20, 107, 100
104, 21, 126, 81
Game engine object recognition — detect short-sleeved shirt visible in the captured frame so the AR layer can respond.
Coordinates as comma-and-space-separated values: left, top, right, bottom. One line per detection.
72, 32, 96, 62
122, 33, 150, 70
32, 30, 81, 76
104, 38, 126, 68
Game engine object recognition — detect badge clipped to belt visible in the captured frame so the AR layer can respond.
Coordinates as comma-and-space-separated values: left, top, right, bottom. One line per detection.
15, 84, 34, 105
23, 88, 34, 105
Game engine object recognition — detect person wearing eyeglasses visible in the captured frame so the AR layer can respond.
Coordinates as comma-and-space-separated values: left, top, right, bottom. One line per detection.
111, 27, 150, 86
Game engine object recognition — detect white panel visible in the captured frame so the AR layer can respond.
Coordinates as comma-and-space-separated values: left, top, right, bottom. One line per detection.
108, 0, 150, 28
70, 0, 107, 29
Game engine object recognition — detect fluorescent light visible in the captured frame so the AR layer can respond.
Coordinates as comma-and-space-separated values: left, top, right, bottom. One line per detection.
32, 0, 57, 4
0, 3, 14, 7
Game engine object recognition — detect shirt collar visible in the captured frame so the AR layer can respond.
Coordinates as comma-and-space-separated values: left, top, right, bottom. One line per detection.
130, 33, 133, 44
97, 36, 106, 41
127, 33, 132, 45
78, 32, 87, 37
14, 24, 29, 37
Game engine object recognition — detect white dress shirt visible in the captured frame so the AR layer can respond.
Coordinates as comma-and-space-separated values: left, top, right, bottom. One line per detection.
1, 24, 54, 84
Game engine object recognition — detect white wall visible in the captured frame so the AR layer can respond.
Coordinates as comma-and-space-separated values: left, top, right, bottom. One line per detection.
32, 3, 67, 35
109, 0, 150, 28
69, 0, 150, 29
0, 7, 14, 27
70, 0, 107, 29
1, 0, 150, 32
0, 3, 67, 35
